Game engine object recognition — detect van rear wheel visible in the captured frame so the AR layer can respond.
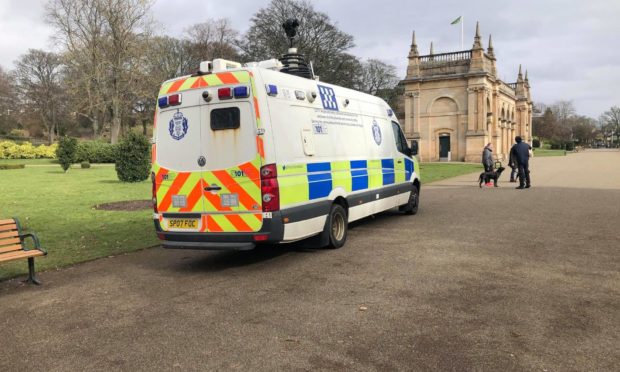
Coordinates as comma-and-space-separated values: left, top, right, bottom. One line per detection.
326, 204, 347, 249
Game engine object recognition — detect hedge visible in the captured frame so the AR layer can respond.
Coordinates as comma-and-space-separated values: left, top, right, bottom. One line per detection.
0, 141, 57, 159
0, 164, 26, 170
76, 141, 117, 164
0, 140, 118, 163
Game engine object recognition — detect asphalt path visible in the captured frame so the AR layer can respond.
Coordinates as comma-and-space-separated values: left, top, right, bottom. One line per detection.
1, 149, 619, 371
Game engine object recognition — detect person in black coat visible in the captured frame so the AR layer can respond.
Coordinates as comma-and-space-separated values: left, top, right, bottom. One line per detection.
511, 136, 531, 189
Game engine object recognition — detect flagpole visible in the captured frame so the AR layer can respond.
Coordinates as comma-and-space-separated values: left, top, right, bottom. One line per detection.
461, 16, 464, 50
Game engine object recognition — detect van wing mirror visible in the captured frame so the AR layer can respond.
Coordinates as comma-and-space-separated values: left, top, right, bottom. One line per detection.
410, 140, 419, 156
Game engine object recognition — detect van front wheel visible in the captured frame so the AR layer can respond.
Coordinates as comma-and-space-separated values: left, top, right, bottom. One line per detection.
327, 204, 348, 249
400, 185, 419, 215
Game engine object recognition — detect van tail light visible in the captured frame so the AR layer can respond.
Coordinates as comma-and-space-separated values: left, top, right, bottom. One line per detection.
151, 172, 158, 213
260, 164, 279, 212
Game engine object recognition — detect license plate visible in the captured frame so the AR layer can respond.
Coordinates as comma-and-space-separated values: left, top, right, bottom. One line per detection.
167, 218, 198, 230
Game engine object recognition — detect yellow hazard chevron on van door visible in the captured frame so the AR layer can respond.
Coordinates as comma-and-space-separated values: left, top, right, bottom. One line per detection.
158, 71, 251, 96
153, 156, 263, 233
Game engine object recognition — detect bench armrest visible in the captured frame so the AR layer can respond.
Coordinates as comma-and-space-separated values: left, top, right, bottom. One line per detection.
19, 233, 47, 254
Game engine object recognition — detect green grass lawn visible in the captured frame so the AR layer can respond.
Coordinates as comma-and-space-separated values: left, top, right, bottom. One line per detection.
1, 160, 482, 281
0, 158, 59, 165
532, 148, 567, 157
420, 162, 482, 184
0, 165, 157, 281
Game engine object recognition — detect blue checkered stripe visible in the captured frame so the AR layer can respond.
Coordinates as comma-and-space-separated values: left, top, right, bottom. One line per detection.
318, 85, 339, 111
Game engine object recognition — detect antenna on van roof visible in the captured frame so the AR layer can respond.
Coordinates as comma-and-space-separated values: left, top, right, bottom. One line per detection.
279, 18, 314, 80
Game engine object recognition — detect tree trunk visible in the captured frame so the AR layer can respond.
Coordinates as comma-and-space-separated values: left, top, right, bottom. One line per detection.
110, 97, 121, 144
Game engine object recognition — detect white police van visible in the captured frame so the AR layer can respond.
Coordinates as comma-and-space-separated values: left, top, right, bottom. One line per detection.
152, 55, 420, 250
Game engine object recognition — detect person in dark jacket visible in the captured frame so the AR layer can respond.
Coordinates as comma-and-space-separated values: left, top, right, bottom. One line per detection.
511, 136, 531, 189
508, 142, 518, 182
481, 143, 494, 186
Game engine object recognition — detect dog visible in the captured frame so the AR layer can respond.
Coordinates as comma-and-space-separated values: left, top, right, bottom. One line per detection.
478, 166, 506, 187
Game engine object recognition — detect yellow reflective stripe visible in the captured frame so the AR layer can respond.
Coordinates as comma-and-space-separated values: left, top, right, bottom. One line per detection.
278, 163, 309, 207
368, 159, 383, 189
394, 157, 406, 183
159, 81, 174, 96
279, 173, 309, 206
232, 71, 251, 83
178, 173, 203, 212
203, 74, 224, 86
240, 213, 262, 231
179, 77, 198, 91
331, 161, 352, 192
414, 159, 420, 180
211, 214, 236, 232
202, 172, 233, 210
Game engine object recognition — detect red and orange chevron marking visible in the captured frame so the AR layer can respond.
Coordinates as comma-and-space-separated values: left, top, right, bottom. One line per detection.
153, 156, 263, 233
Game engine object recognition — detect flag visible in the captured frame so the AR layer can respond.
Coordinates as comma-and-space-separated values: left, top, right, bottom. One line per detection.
451, 16, 462, 25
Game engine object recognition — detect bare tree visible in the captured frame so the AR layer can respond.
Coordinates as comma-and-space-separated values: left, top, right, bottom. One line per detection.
550, 100, 576, 127
13, 49, 66, 144
186, 18, 240, 63
238, 0, 359, 87
356, 59, 399, 96
602, 106, 620, 146
46, 0, 108, 139
147, 36, 197, 80
0, 66, 14, 134
47, 0, 154, 144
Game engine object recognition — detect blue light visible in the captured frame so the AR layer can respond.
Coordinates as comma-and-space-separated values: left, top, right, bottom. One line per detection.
265, 84, 278, 96
233, 86, 249, 98
158, 96, 168, 108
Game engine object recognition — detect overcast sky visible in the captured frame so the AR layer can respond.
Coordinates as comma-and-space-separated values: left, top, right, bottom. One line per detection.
1, 0, 618, 118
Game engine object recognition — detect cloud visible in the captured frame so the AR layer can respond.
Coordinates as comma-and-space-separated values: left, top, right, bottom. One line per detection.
1, 0, 619, 117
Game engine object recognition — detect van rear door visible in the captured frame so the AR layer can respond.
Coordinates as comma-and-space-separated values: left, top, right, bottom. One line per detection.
200, 100, 263, 233
154, 88, 205, 231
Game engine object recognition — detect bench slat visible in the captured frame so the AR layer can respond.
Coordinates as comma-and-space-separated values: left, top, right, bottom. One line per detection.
0, 223, 18, 232
0, 231, 19, 239
0, 237, 21, 247
0, 218, 16, 226
0, 244, 22, 254
0, 249, 44, 263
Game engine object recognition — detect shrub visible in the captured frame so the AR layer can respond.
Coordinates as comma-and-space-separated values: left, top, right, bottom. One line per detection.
9, 129, 26, 138
0, 140, 57, 159
115, 132, 150, 182
81, 161, 91, 169
15, 142, 36, 159
0, 164, 25, 170
76, 141, 117, 163
0, 141, 18, 159
57, 136, 78, 172
532, 138, 541, 148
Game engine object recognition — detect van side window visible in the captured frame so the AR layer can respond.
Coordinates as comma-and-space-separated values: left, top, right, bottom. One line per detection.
211, 107, 240, 130
391, 121, 408, 155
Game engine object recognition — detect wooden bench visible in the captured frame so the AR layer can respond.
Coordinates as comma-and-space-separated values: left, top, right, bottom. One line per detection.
0, 218, 47, 284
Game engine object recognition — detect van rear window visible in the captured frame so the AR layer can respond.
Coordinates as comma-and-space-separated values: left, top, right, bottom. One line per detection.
211, 107, 240, 130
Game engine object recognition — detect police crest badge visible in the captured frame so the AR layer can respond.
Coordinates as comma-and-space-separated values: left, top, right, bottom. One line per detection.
169, 111, 188, 140
372, 120, 382, 145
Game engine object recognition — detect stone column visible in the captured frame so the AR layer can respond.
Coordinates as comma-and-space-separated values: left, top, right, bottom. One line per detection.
412, 91, 420, 138
467, 87, 477, 132
404, 92, 413, 135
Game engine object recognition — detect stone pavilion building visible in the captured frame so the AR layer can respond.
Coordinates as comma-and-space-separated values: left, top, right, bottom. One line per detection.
398, 22, 533, 162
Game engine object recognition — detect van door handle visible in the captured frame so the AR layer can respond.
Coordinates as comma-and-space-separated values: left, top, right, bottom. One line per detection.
397, 160, 403, 164
204, 185, 222, 191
